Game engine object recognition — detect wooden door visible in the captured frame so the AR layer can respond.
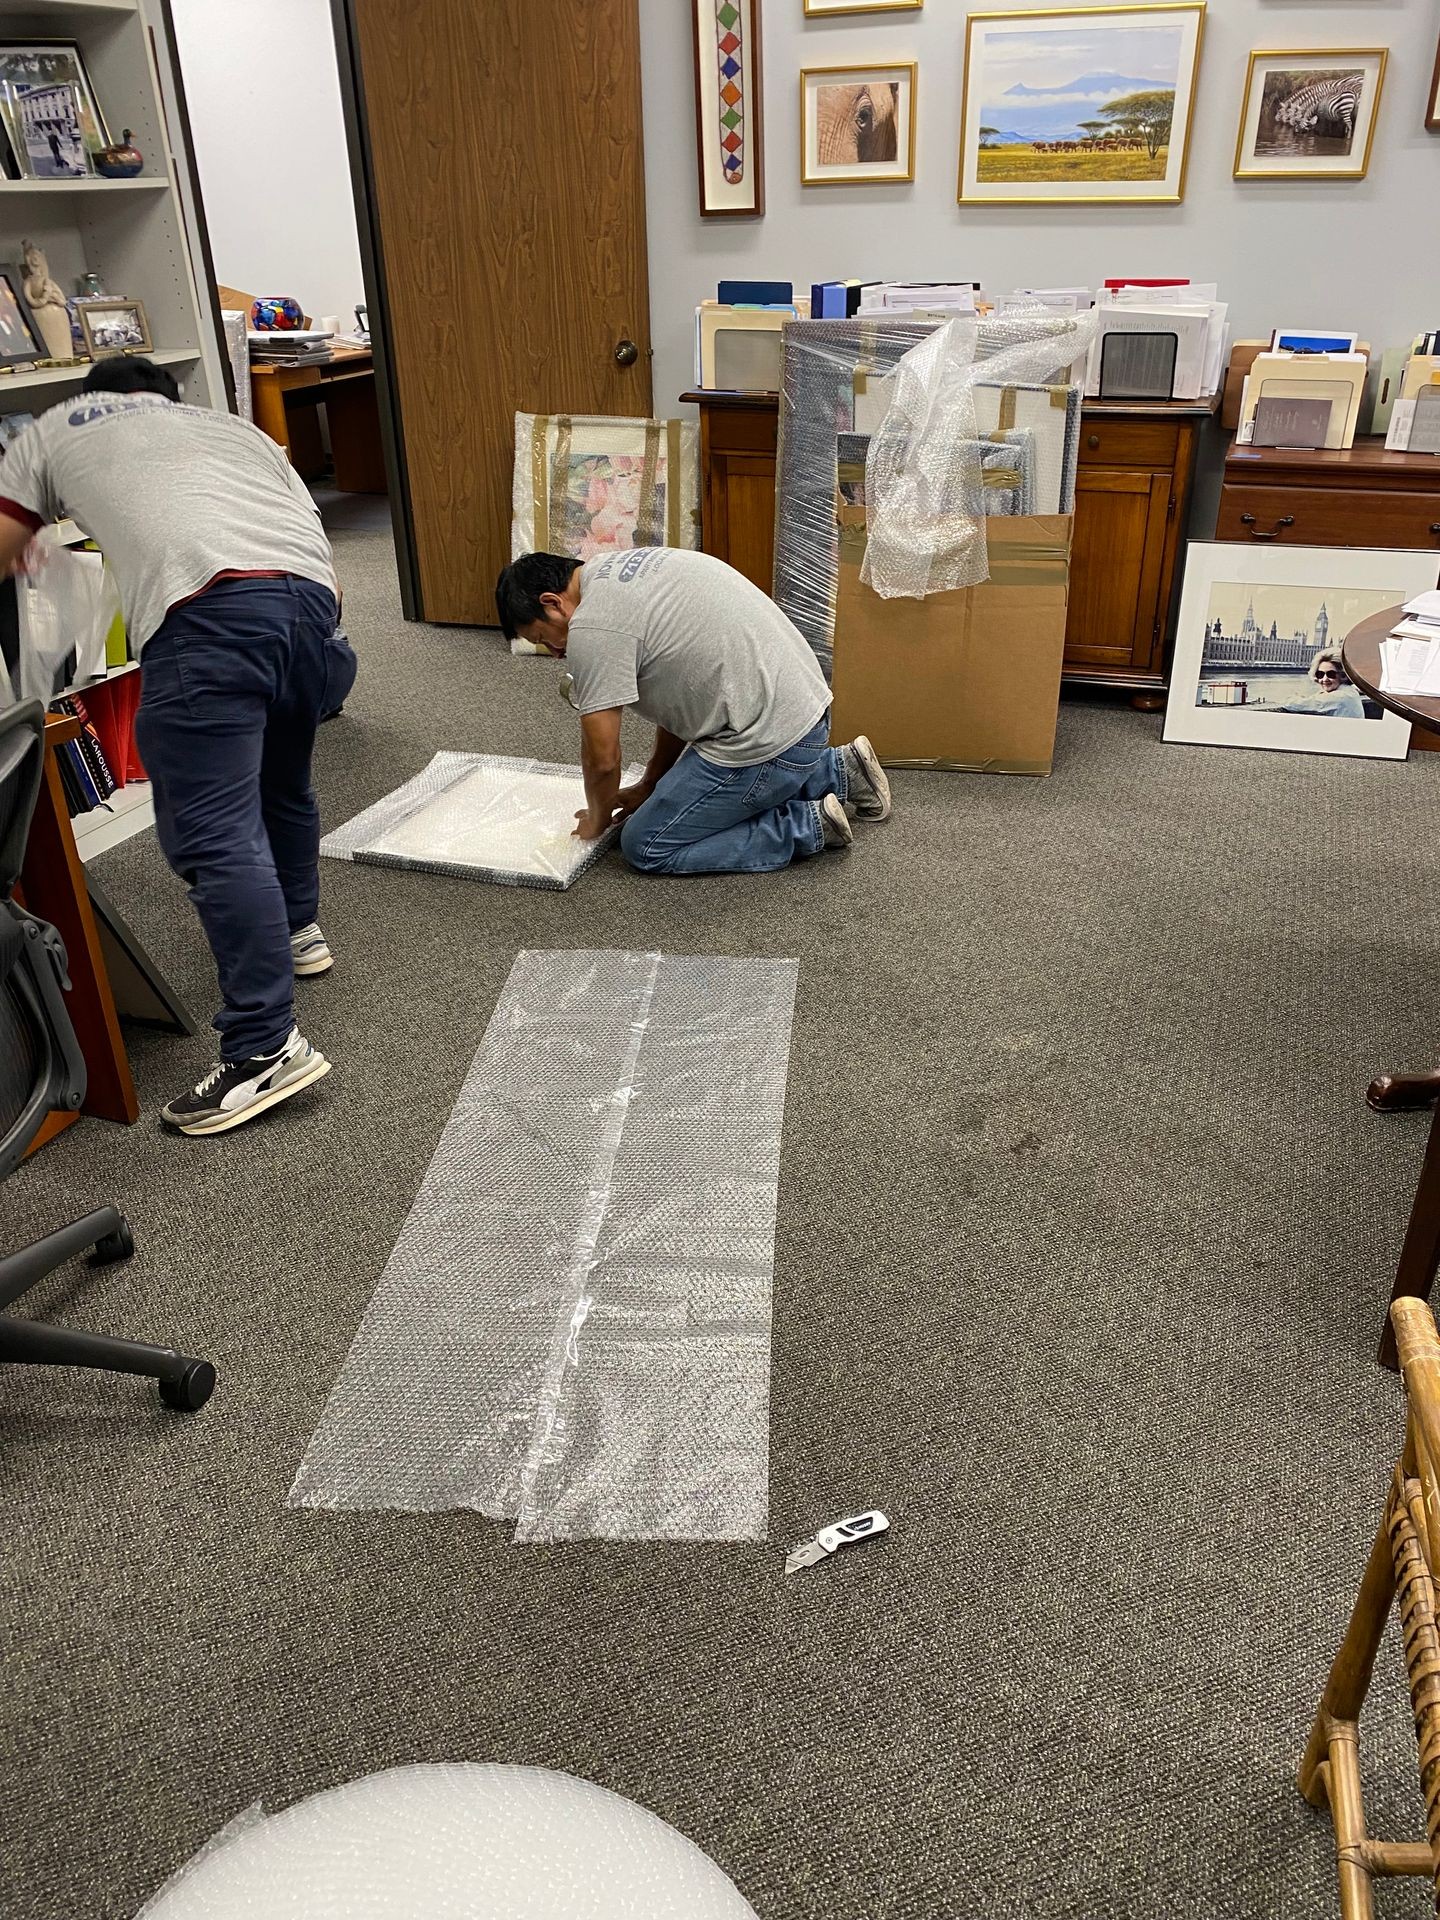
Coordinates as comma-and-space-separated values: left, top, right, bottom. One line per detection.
1066, 469, 1170, 674
342, 1, 652, 623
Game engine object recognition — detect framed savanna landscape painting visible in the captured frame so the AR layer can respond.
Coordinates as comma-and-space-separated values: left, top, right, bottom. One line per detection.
958, 2, 1205, 205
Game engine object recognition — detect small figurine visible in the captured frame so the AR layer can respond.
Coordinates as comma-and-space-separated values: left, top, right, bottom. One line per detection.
21, 239, 76, 361
95, 130, 144, 179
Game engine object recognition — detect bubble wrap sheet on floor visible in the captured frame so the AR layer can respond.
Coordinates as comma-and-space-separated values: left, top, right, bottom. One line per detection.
289, 950, 799, 1541
320, 753, 645, 891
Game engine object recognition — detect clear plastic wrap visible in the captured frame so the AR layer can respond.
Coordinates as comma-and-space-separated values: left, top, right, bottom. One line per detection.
15, 535, 117, 701
773, 307, 1098, 667
319, 753, 645, 892
290, 950, 798, 1542
136, 1766, 760, 1918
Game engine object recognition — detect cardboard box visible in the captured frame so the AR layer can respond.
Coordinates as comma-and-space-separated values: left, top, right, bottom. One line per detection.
830, 508, 1073, 775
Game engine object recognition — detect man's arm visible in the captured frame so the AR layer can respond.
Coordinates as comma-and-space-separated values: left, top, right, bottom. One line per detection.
613, 726, 685, 819
0, 509, 35, 578
575, 706, 624, 839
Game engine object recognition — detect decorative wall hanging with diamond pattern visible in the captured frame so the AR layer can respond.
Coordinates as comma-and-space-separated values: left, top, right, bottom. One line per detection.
692, 0, 764, 216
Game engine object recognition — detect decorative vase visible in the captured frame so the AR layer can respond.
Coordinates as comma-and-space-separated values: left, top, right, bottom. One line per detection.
95, 131, 144, 179
250, 296, 305, 332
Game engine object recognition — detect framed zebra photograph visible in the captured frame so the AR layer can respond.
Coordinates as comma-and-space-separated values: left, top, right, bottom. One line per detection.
692, 0, 764, 216
1234, 48, 1387, 180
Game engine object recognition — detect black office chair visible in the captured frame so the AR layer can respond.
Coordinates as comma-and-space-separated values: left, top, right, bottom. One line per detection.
0, 699, 215, 1411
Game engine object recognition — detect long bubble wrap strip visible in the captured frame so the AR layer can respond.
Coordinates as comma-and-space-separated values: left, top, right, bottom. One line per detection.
289, 951, 800, 1542
320, 753, 646, 892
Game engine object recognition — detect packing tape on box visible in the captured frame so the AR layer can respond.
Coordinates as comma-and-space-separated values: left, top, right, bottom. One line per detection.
289, 950, 799, 1542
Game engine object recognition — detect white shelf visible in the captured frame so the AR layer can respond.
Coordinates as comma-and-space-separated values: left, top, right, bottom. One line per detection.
73, 778, 153, 863
0, 0, 140, 14
0, 177, 167, 194
0, 346, 199, 403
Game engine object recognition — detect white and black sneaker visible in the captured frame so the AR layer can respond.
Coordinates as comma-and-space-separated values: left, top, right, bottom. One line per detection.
161, 1028, 330, 1136
290, 923, 334, 977
818, 792, 854, 850
840, 735, 892, 821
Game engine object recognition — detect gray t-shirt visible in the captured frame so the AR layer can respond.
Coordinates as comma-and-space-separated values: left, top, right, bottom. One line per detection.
0, 392, 337, 652
566, 548, 830, 767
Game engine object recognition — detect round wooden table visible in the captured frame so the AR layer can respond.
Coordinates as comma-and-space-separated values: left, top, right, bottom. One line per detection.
1343, 605, 1440, 1367
1343, 605, 1440, 1114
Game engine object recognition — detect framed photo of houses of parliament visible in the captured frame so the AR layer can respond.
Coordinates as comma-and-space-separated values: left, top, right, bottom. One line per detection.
1163, 542, 1439, 761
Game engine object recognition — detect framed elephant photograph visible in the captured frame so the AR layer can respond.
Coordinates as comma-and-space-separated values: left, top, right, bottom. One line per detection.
801, 62, 916, 185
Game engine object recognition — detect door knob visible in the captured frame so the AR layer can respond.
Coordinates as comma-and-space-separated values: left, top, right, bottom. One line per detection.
614, 339, 639, 367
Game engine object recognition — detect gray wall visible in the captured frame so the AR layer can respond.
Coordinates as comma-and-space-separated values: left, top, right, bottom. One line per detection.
638, 0, 1440, 455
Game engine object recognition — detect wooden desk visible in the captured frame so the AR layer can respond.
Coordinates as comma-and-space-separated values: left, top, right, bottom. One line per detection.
1218, 437, 1440, 552
681, 389, 1213, 702
19, 714, 139, 1151
1342, 605, 1440, 1368
250, 346, 386, 494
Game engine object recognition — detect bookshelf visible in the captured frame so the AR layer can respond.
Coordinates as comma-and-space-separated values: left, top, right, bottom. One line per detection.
0, 0, 228, 852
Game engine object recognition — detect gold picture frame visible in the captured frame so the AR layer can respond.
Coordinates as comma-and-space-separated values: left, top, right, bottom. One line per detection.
957, 3, 1205, 206
76, 297, 151, 356
801, 61, 916, 186
803, 0, 921, 14
1233, 48, 1387, 180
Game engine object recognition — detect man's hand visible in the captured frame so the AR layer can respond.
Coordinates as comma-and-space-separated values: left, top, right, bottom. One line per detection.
572, 805, 612, 841
611, 780, 654, 821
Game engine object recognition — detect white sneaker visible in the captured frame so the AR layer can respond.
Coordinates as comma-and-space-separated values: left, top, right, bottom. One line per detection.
161, 1029, 330, 1136
819, 793, 854, 850
290, 923, 334, 977
841, 736, 892, 821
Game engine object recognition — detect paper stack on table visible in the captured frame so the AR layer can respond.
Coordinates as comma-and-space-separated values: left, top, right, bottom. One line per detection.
1380, 592, 1440, 697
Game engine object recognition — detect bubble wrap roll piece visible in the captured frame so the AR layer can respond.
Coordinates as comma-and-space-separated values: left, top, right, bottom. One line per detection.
289, 951, 798, 1542
136, 1765, 760, 1918
320, 753, 645, 892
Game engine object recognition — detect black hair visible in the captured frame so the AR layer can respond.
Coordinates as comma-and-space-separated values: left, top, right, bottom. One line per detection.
494, 551, 581, 640
80, 356, 181, 403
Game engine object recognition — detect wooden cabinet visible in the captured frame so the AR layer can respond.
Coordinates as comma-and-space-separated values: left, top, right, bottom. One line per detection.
682, 389, 1211, 698
1217, 439, 1440, 552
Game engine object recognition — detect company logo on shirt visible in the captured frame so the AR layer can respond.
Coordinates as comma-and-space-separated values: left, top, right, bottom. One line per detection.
65, 395, 173, 428
590, 548, 670, 586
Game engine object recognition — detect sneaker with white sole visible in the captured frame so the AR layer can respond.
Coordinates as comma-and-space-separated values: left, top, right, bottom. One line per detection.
819, 792, 854, 850
290, 923, 333, 977
840, 736, 892, 821
161, 1028, 330, 1136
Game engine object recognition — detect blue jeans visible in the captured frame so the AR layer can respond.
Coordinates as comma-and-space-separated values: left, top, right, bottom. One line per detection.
619, 714, 845, 875
136, 576, 347, 1060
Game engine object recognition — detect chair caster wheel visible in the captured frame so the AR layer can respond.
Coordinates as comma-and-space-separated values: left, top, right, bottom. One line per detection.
159, 1360, 216, 1412
91, 1217, 135, 1264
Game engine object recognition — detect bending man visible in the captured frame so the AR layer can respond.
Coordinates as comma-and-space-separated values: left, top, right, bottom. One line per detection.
495, 547, 891, 872
0, 357, 352, 1136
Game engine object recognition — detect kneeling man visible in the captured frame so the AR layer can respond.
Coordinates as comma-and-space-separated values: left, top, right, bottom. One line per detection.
495, 547, 890, 873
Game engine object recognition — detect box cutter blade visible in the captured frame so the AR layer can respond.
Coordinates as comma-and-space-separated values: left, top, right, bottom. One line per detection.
784, 1509, 889, 1574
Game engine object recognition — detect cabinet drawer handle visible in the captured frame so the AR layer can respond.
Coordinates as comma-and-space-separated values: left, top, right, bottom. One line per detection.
1086, 432, 1100, 450
1240, 512, 1295, 541
1431, 523, 1440, 536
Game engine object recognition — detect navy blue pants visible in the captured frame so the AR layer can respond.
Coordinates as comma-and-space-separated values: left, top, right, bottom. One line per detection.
136, 576, 351, 1061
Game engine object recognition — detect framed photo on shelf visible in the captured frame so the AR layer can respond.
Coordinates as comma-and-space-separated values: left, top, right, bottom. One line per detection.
692, 0, 764, 217
77, 299, 151, 356
1234, 49, 1386, 180
0, 264, 46, 370
804, 0, 921, 15
13, 81, 91, 179
0, 42, 107, 177
1162, 542, 1438, 762
957, 3, 1205, 206
801, 62, 916, 186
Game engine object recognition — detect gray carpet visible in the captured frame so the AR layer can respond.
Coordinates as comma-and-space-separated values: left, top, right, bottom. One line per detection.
4, 520, 1439, 1919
